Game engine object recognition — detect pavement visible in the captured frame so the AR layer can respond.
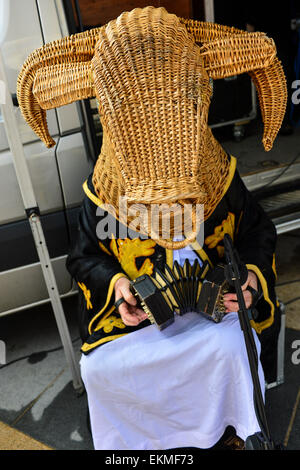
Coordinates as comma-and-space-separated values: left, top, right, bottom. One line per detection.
0, 296, 93, 450
0, 119, 300, 451
264, 229, 300, 450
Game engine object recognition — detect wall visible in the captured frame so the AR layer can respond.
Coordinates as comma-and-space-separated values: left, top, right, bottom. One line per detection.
72, 0, 193, 28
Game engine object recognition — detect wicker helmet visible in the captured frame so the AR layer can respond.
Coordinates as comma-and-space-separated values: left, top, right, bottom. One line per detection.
17, 6, 287, 249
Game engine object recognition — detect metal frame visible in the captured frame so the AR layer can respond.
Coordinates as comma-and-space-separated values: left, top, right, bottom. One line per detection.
265, 301, 286, 390
204, 0, 215, 22
274, 212, 300, 235
0, 48, 83, 394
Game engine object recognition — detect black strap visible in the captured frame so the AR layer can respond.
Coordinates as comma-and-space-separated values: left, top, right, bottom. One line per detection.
247, 284, 263, 307
114, 297, 126, 310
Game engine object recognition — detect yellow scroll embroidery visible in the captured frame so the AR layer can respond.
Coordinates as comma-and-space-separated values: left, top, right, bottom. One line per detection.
205, 212, 235, 258
78, 282, 93, 310
99, 241, 112, 256
100, 315, 126, 333
110, 236, 156, 279
272, 253, 277, 280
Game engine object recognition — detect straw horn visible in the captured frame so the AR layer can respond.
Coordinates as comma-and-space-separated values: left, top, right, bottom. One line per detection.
180, 18, 287, 151
17, 27, 102, 148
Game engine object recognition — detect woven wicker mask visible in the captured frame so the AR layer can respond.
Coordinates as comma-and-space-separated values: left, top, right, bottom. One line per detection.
17, 6, 287, 249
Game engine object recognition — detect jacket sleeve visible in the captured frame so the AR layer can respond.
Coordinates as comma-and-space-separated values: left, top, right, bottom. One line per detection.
227, 169, 278, 333
225, 169, 281, 383
66, 192, 127, 342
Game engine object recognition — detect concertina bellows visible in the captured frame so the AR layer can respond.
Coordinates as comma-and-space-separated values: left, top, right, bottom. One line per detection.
17, 6, 287, 249
130, 258, 236, 330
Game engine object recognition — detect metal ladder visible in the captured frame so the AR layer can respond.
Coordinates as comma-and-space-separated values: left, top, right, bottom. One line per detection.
0, 49, 83, 394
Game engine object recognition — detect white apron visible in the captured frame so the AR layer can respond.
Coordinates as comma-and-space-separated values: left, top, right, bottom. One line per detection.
80, 246, 265, 450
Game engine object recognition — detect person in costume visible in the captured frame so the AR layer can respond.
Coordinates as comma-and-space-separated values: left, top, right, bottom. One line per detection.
17, 7, 287, 450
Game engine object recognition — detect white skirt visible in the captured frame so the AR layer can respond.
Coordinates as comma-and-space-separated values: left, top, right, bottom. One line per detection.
80, 310, 265, 450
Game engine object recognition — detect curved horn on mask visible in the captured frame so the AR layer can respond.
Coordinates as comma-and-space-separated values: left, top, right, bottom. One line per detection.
248, 58, 286, 151
199, 33, 287, 151
17, 27, 102, 148
180, 18, 287, 152
33, 62, 95, 110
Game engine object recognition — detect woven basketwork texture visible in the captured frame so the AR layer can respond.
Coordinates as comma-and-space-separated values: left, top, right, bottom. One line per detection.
249, 57, 287, 151
17, 6, 287, 248
17, 27, 102, 147
90, 7, 230, 247
180, 18, 249, 43
33, 63, 95, 109
179, 18, 287, 151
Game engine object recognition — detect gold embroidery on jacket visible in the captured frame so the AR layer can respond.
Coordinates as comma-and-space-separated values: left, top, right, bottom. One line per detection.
205, 212, 235, 258
235, 210, 243, 236
101, 315, 126, 333
272, 253, 277, 280
78, 282, 93, 310
99, 241, 112, 256
110, 236, 156, 279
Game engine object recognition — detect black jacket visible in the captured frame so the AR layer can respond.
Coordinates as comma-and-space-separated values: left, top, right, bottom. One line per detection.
66, 156, 280, 382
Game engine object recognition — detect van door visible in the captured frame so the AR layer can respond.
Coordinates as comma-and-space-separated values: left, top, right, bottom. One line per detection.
0, 0, 92, 316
